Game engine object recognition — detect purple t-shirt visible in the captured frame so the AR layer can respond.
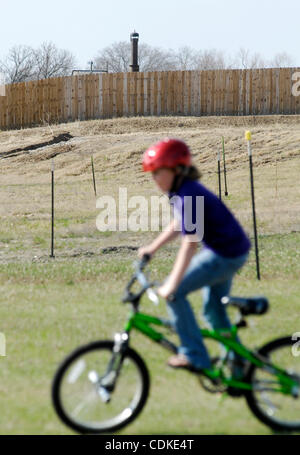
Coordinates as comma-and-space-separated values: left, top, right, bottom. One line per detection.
169, 178, 251, 258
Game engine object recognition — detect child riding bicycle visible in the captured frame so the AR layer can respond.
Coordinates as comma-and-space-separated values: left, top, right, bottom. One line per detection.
138, 138, 251, 372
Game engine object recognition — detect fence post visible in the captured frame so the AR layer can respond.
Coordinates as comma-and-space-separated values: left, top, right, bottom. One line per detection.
217, 149, 222, 200
222, 136, 228, 196
50, 158, 55, 258
91, 155, 97, 197
245, 131, 260, 280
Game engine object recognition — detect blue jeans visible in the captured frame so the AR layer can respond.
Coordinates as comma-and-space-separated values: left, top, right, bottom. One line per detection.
166, 247, 249, 369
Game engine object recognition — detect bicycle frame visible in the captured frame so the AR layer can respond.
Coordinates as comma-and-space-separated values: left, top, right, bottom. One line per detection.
123, 309, 297, 395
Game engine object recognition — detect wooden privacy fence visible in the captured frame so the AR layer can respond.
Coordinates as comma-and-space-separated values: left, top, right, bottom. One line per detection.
0, 68, 300, 130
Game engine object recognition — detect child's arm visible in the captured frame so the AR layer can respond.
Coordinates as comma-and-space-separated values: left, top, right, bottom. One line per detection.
157, 235, 198, 299
138, 218, 181, 258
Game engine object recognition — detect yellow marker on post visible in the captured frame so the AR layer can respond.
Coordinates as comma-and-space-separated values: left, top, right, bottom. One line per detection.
245, 130, 252, 141
245, 130, 252, 156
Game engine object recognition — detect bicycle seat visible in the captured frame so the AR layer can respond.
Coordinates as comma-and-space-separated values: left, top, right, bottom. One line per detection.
221, 296, 269, 316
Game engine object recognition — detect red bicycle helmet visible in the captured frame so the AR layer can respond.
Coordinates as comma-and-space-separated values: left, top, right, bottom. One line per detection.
142, 138, 191, 172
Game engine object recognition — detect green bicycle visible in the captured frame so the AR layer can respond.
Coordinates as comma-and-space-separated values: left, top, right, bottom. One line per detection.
52, 255, 300, 434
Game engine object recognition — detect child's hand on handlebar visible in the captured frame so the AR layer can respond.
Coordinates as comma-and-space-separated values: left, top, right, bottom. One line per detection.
138, 245, 155, 259
157, 281, 176, 300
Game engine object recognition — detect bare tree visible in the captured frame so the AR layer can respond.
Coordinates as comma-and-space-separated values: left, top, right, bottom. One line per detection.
250, 52, 266, 69
195, 49, 228, 70
174, 46, 200, 70
234, 48, 266, 69
95, 42, 297, 73
94, 41, 177, 72
94, 41, 131, 72
0, 45, 34, 83
269, 52, 294, 68
233, 48, 294, 69
1, 40, 295, 85
33, 42, 75, 79
139, 44, 177, 71
0, 42, 75, 83
235, 48, 250, 69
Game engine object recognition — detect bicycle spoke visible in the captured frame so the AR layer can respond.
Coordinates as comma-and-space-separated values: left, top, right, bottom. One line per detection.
72, 390, 98, 418
257, 393, 281, 412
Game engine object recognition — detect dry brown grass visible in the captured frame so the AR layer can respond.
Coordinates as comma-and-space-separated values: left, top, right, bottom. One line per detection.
0, 115, 299, 263
1, 115, 300, 183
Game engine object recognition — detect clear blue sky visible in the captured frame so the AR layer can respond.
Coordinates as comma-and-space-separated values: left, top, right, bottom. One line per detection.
1, 0, 299, 67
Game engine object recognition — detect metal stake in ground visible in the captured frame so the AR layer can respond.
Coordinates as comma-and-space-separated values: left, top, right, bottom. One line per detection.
222, 136, 228, 196
217, 149, 222, 200
245, 131, 260, 280
50, 158, 55, 258
91, 155, 97, 197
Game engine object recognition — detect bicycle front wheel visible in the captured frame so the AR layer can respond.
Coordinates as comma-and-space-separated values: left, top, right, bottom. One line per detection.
245, 336, 300, 432
52, 340, 150, 434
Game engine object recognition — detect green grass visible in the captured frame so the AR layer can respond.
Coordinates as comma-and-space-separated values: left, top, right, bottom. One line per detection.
0, 233, 300, 435
0, 116, 299, 434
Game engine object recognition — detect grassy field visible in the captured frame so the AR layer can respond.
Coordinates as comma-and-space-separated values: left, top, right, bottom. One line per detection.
0, 115, 299, 434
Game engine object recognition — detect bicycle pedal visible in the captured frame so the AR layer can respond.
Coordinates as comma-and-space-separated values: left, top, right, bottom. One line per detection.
188, 366, 205, 374
168, 363, 203, 374
226, 386, 245, 398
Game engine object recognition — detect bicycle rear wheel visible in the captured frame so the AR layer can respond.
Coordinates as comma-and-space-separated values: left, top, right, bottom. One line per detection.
245, 337, 300, 432
52, 340, 150, 434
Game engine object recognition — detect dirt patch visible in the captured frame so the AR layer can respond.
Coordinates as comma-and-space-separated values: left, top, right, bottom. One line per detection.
0, 132, 73, 160
100, 246, 138, 254
0, 245, 139, 265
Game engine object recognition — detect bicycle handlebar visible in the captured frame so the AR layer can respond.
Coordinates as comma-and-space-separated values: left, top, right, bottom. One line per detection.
138, 253, 151, 270
122, 254, 158, 305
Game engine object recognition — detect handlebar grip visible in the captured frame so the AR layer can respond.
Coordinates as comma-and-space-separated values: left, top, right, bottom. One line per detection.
140, 253, 151, 269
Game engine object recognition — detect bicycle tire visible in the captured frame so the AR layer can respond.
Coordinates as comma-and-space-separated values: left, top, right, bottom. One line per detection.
244, 336, 300, 432
52, 340, 150, 434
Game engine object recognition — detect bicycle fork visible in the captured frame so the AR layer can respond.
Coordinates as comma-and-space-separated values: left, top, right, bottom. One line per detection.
88, 332, 129, 403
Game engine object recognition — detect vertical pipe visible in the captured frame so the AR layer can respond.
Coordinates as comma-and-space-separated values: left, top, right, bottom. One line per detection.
130, 31, 139, 72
